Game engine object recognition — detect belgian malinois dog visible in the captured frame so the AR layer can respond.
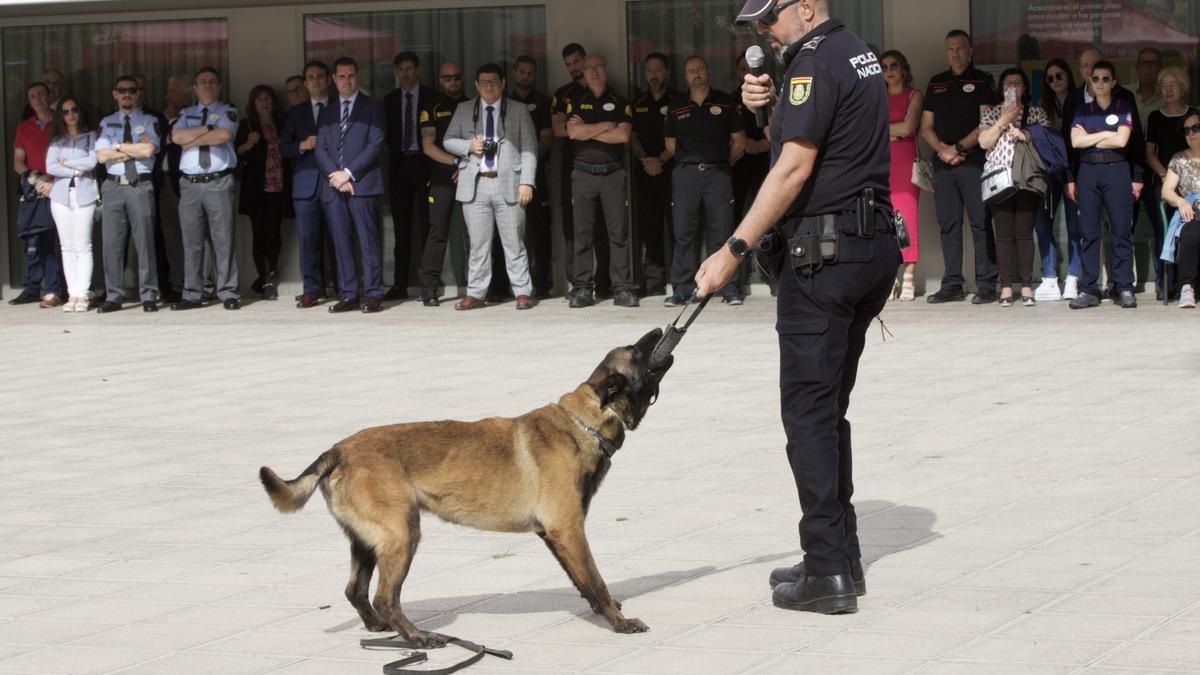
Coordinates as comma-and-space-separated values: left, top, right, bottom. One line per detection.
259, 328, 671, 647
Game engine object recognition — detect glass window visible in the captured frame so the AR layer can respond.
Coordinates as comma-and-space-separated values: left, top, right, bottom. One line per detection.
4, 18, 229, 285
304, 7, 548, 98
626, 0, 885, 97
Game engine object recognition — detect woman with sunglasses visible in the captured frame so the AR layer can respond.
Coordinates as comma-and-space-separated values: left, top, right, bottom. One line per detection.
43, 96, 98, 312
235, 84, 289, 300
979, 67, 1050, 306
1145, 67, 1196, 301
1159, 111, 1200, 308
881, 49, 922, 301
1069, 60, 1138, 309
1033, 58, 1080, 302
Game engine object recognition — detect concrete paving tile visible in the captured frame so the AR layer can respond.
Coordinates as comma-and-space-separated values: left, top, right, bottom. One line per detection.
944, 635, 1121, 665
0, 597, 72, 620
25, 599, 187, 624
589, 646, 776, 674
0, 645, 166, 674
914, 661, 1076, 674
850, 608, 1020, 636
1041, 592, 1199, 618
746, 653, 924, 675
661, 623, 835, 652
1142, 617, 1200, 644
263, 658, 380, 675
68, 623, 241, 651
154, 603, 308, 628
112, 651, 300, 674
905, 587, 1062, 613
193, 628, 359, 658
0, 619, 120, 646
998, 613, 1164, 641
1097, 640, 1200, 671
806, 629, 969, 660
521, 619, 693, 647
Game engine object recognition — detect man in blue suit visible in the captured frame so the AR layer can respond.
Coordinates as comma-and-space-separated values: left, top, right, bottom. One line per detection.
281, 59, 338, 308
316, 56, 388, 314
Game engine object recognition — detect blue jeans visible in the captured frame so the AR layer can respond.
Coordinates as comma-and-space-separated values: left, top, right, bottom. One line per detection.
1077, 162, 1134, 297
1035, 175, 1081, 279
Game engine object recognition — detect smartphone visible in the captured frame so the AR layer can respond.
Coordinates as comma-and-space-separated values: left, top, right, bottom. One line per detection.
1005, 88, 1016, 105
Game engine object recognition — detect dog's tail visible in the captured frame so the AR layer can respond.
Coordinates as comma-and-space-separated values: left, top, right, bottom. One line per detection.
259, 449, 340, 513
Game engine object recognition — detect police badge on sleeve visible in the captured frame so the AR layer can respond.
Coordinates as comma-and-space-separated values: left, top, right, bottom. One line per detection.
789, 77, 812, 106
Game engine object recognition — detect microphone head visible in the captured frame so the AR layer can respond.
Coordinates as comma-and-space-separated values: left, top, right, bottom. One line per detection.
745, 45, 765, 69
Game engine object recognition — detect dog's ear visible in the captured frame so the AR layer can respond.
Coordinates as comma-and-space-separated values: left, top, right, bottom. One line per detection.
594, 372, 629, 408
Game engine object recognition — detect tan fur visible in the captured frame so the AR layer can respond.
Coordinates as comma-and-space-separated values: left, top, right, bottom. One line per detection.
259, 333, 666, 645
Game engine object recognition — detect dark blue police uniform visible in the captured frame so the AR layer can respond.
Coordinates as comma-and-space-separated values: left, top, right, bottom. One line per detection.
1071, 96, 1136, 300
767, 18, 900, 605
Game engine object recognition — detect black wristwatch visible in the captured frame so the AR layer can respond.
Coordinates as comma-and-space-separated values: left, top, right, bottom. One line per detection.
206, 124, 215, 131
726, 236, 751, 258
954, 141, 965, 154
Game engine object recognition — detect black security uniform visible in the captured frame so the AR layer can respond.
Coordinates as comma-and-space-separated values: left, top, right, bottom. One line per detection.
384, 83, 437, 295
665, 89, 743, 300
769, 19, 900, 580
417, 92, 468, 299
568, 87, 634, 293
555, 80, 610, 293
512, 88, 554, 296
632, 88, 680, 294
923, 65, 997, 295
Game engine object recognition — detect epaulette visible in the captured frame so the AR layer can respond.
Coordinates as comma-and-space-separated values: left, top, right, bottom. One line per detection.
800, 36, 826, 52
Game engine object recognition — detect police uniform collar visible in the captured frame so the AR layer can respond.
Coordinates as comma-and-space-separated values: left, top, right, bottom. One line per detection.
582, 86, 614, 101
784, 17, 843, 64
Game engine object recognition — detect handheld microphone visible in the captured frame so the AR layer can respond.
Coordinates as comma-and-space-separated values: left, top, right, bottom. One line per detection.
745, 45, 770, 128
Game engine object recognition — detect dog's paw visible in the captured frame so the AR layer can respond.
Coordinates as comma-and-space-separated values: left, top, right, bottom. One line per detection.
614, 600, 622, 610
407, 630, 449, 649
612, 617, 649, 634
364, 619, 390, 632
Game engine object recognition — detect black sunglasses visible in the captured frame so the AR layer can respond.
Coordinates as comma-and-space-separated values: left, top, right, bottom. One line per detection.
882, 62, 902, 71
114, 86, 139, 94
1046, 72, 1065, 82
759, 0, 799, 26
1090, 75, 1112, 84
1184, 124, 1200, 135
440, 74, 463, 82
60, 106, 80, 115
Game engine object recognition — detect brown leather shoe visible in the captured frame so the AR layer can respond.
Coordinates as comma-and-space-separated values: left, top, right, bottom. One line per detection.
296, 292, 318, 308
39, 294, 63, 308
515, 295, 534, 310
454, 296, 484, 311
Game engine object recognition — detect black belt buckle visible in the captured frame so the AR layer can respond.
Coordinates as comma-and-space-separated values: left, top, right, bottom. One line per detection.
789, 228, 823, 276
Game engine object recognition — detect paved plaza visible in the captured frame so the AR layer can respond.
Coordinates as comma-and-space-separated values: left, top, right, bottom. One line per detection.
1, 292, 1198, 674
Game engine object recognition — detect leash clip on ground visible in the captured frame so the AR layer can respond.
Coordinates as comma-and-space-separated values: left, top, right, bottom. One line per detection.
361, 634, 513, 675
648, 290, 711, 370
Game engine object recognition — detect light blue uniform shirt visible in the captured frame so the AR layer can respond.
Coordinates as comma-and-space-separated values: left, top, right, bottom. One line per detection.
94, 109, 160, 176
175, 100, 239, 174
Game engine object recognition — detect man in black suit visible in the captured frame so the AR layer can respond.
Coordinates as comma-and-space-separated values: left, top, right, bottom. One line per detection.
316, 56, 388, 314
382, 50, 437, 301
281, 59, 337, 308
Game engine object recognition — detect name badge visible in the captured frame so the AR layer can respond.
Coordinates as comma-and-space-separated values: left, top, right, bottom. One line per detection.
962, 83, 976, 93
660, 105, 668, 115
603, 102, 616, 112
134, 125, 145, 134
1105, 114, 1119, 126
710, 106, 722, 115
209, 113, 219, 122
527, 103, 537, 112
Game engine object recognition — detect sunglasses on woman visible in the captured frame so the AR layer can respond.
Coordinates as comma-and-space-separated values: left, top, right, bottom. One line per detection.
881, 62, 901, 71
60, 107, 80, 115
1046, 71, 1065, 82
1090, 75, 1113, 84
1184, 124, 1200, 135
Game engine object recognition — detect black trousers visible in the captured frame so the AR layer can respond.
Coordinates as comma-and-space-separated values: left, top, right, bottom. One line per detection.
634, 165, 673, 292
1177, 221, 1200, 287
669, 164, 736, 299
991, 190, 1039, 286
570, 168, 631, 292
777, 227, 900, 577
932, 160, 996, 291
388, 153, 429, 290
419, 170, 458, 296
526, 169, 553, 294
248, 191, 287, 282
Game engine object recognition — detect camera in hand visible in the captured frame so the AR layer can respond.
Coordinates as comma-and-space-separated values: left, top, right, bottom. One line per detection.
482, 139, 499, 155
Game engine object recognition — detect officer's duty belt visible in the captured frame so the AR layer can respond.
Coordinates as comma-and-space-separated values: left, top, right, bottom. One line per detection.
574, 160, 622, 176
107, 173, 153, 185
182, 169, 235, 184
1080, 153, 1126, 165
678, 161, 727, 171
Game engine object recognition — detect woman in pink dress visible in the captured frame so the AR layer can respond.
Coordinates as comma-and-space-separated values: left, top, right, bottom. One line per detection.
881, 50, 922, 301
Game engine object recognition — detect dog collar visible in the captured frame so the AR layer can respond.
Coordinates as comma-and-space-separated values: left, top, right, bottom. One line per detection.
569, 412, 619, 459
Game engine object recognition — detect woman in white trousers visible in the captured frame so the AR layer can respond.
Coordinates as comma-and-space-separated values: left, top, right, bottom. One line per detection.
44, 96, 99, 312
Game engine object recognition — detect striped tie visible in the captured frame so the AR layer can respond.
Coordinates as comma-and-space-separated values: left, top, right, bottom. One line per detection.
338, 99, 350, 167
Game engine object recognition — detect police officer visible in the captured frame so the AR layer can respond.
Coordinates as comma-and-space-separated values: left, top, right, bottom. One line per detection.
1068, 59, 1138, 309
169, 67, 241, 311
696, 0, 900, 614
509, 55, 555, 298
631, 52, 679, 297
565, 54, 638, 308
94, 74, 160, 313
416, 60, 469, 306
664, 55, 746, 306
134, 73, 178, 303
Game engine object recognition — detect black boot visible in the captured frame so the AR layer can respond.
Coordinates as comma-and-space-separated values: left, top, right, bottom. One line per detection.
771, 568, 859, 615
769, 559, 865, 596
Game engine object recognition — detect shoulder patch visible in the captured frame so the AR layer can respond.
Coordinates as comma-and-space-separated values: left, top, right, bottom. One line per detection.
419, 110, 430, 123
801, 36, 826, 52
789, 76, 813, 106
226, 110, 238, 123
625, 104, 632, 116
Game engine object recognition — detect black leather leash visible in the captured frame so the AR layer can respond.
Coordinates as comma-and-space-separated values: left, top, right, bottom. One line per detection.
361, 634, 513, 675
648, 291, 711, 370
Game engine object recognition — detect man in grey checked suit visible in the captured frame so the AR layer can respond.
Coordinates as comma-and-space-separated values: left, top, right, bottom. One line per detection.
443, 63, 539, 310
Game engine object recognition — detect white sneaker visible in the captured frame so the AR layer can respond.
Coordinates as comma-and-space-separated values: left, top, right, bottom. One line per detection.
61, 297, 76, 313
1061, 275, 1079, 300
1180, 284, 1196, 309
1034, 277, 1062, 302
